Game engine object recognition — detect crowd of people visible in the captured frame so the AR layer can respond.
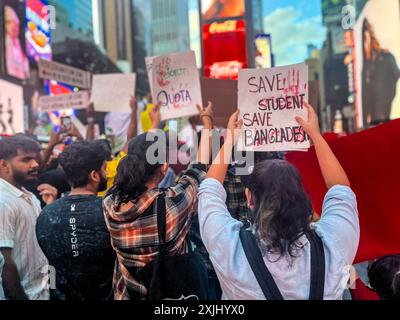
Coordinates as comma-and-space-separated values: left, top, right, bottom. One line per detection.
0, 97, 399, 301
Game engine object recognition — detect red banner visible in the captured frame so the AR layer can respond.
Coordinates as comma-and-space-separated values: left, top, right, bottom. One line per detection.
287, 119, 400, 263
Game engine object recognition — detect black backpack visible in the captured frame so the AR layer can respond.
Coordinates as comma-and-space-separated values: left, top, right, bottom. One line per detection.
137, 193, 209, 300
240, 229, 326, 300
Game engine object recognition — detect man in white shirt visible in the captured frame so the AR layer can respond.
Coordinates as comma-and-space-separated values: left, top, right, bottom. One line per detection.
0, 135, 50, 300
0, 252, 4, 300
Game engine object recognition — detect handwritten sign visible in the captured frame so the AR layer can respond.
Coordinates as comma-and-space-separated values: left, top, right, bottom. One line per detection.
38, 59, 91, 89
151, 51, 201, 121
145, 55, 157, 96
91, 73, 136, 112
37, 91, 90, 112
237, 63, 310, 152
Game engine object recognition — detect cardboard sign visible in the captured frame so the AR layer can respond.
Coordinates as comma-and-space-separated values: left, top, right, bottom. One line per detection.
145, 55, 157, 96
37, 91, 90, 112
91, 73, 136, 112
237, 63, 310, 152
151, 51, 202, 121
38, 59, 91, 89
200, 77, 238, 128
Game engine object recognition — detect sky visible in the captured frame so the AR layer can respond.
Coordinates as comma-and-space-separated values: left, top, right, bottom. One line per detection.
263, 0, 326, 66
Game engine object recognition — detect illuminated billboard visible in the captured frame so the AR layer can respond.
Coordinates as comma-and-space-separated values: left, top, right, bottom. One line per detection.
201, 0, 248, 79
2, 0, 30, 80
254, 34, 273, 69
201, 0, 245, 21
202, 19, 247, 79
25, 0, 52, 62
354, 0, 400, 127
0, 79, 24, 135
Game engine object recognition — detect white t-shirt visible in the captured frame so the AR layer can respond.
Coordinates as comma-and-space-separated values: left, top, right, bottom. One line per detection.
198, 178, 360, 300
0, 179, 49, 300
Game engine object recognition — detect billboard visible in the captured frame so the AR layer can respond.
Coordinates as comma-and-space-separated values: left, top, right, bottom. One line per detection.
354, 0, 400, 127
201, 0, 245, 21
2, 0, 30, 80
0, 79, 24, 135
25, 0, 52, 62
202, 19, 247, 79
321, 0, 347, 24
254, 34, 273, 69
201, 0, 248, 80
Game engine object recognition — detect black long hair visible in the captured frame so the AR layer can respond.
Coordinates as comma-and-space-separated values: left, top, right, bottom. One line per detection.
246, 159, 313, 261
107, 132, 168, 205
368, 254, 400, 300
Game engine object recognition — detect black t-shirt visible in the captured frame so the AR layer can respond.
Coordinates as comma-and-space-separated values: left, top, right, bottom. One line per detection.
36, 195, 116, 300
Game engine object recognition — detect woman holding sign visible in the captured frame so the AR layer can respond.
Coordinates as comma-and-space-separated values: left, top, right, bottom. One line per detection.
103, 103, 214, 300
198, 103, 360, 300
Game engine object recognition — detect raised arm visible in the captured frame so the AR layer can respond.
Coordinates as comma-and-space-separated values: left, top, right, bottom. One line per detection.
40, 128, 62, 170
148, 103, 161, 131
121, 97, 138, 153
86, 102, 96, 142
295, 101, 350, 188
206, 110, 242, 183
197, 102, 214, 165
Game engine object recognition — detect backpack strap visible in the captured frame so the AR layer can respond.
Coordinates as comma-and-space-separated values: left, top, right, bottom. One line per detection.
240, 229, 326, 300
155, 192, 167, 254
308, 231, 325, 300
239, 229, 284, 300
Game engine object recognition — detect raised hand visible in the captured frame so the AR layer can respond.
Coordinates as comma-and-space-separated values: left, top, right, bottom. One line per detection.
149, 104, 161, 130
37, 184, 58, 205
197, 101, 214, 128
86, 102, 95, 118
295, 101, 320, 140
227, 109, 243, 144
129, 96, 137, 114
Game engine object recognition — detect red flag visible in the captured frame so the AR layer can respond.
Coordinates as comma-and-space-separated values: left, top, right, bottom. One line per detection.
287, 119, 400, 263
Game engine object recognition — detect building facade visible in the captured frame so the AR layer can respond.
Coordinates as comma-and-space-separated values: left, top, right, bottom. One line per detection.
48, 0, 94, 43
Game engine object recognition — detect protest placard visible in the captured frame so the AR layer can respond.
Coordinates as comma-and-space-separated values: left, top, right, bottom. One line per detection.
38, 59, 91, 89
237, 62, 310, 152
91, 73, 136, 112
151, 51, 201, 121
37, 91, 90, 112
200, 77, 238, 127
145, 55, 157, 96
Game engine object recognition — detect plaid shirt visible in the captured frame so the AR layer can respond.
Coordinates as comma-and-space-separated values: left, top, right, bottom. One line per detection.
224, 166, 253, 224
103, 163, 206, 300
190, 165, 252, 273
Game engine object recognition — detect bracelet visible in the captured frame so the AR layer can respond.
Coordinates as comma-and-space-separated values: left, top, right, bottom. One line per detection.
200, 115, 213, 122
87, 117, 95, 124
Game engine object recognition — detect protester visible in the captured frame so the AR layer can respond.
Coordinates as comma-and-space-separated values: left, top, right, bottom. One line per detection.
0, 136, 50, 300
97, 97, 137, 197
36, 141, 116, 300
368, 254, 400, 300
103, 103, 214, 300
24, 129, 71, 208
198, 102, 360, 300
226, 151, 285, 224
